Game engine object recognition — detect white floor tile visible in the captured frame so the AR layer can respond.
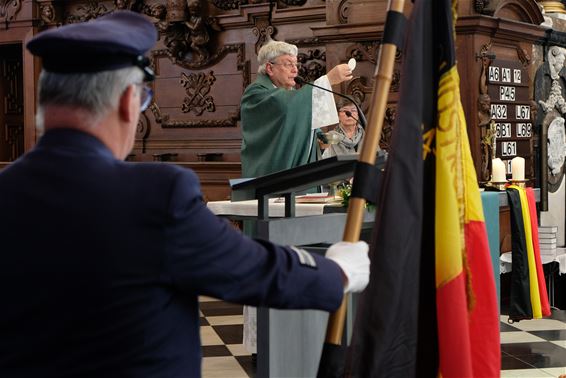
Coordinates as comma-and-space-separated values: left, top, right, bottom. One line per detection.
201, 356, 248, 378
541, 367, 566, 376
207, 315, 244, 326
199, 296, 219, 302
200, 326, 223, 346
503, 319, 566, 332
226, 343, 250, 356
551, 340, 566, 349
500, 368, 553, 377
501, 331, 546, 344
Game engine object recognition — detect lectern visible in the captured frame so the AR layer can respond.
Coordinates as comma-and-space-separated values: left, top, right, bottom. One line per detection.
230, 154, 381, 378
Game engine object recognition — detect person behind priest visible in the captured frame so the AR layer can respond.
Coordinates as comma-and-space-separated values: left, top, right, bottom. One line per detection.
322, 97, 365, 158
240, 39, 353, 178
0, 11, 370, 378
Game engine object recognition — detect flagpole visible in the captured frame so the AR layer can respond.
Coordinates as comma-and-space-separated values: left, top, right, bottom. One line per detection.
321, 0, 407, 359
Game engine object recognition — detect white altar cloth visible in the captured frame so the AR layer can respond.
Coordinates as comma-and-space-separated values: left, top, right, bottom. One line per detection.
207, 198, 333, 218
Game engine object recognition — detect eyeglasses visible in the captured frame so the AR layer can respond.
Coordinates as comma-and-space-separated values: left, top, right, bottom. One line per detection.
339, 108, 358, 113
269, 61, 300, 70
135, 83, 153, 112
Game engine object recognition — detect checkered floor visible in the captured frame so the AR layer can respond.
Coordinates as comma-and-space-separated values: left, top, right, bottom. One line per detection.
199, 297, 254, 377
500, 310, 566, 377
200, 296, 566, 377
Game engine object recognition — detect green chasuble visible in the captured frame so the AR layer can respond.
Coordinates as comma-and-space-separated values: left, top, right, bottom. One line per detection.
240, 74, 316, 178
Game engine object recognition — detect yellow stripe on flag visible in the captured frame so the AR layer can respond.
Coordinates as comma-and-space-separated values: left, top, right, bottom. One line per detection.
436, 65, 464, 288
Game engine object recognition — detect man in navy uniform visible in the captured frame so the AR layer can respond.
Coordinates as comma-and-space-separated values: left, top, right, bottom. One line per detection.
0, 11, 369, 377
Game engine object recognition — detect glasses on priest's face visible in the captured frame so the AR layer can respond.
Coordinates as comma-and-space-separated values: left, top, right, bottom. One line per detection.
135, 83, 153, 112
269, 61, 301, 71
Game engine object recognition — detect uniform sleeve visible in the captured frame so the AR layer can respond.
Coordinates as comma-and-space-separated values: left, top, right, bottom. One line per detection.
162, 170, 344, 312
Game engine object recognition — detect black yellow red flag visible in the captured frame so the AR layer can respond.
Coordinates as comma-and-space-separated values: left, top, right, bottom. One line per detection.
346, 0, 500, 376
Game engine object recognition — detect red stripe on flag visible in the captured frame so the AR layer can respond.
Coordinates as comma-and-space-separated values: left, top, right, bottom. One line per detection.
437, 272, 473, 377
526, 188, 551, 317
466, 220, 501, 377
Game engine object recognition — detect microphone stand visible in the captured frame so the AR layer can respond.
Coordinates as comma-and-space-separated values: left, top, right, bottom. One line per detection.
294, 76, 367, 129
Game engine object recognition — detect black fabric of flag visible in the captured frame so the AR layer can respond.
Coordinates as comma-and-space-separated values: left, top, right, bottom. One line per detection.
506, 187, 533, 321
344, 0, 438, 376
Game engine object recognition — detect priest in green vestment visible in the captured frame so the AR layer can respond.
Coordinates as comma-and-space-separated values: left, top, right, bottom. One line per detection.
239, 40, 353, 355
240, 40, 353, 177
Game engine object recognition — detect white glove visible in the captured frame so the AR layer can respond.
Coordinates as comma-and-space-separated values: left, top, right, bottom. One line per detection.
325, 241, 370, 293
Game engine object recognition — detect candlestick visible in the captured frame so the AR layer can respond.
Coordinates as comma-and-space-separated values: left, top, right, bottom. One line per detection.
492, 158, 506, 182
511, 156, 525, 181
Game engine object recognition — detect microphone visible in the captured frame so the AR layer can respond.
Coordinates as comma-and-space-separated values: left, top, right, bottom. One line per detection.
294, 76, 367, 128
344, 110, 360, 125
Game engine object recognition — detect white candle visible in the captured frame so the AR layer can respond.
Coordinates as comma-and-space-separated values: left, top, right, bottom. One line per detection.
492, 158, 506, 182
511, 156, 525, 181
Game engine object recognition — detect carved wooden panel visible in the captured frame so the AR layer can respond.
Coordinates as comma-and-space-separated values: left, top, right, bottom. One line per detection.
0, 0, 22, 26
0, 44, 23, 162
3, 56, 22, 114
0, 0, 547, 202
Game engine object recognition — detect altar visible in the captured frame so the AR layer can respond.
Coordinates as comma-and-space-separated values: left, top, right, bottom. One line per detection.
206, 155, 377, 378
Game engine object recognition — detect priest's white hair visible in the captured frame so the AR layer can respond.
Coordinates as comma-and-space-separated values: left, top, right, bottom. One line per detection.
257, 40, 298, 74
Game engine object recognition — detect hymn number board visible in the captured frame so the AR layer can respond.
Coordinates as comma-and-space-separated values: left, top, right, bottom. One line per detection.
488, 60, 533, 177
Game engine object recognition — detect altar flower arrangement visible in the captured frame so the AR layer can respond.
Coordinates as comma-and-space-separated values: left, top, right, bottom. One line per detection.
338, 182, 375, 211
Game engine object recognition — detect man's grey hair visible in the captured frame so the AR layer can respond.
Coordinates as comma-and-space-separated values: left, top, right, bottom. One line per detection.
257, 40, 298, 74
36, 66, 144, 131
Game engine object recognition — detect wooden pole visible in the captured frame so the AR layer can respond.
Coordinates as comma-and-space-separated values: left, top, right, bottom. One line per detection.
323, 0, 407, 347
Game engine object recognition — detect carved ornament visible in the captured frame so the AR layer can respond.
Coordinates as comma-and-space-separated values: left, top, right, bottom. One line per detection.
381, 106, 395, 151
286, 37, 321, 46
152, 105, 241, 128
390, 70, 400, 92
135, 113, 151, 152
211, 0, 244, 10
474, 0, 490, 14
153, 0, 222, 67
150, 44, 248, 128
476, 42, 495, 181
252, 17, 276, 54
280, 0, 307, 5
0, 0, 21, 26
539, 80, 566, 114
298, 49, 326, 83
64, 1, 108, 23
346, 41, 380, 65
4, 58, 22, 114
181, 71, 216, 115
345, 77, 371, 112
547, 117, 566, 176
516, 46, 531, 67
39, 2, 56, 26
484, 0, 545, 24
338, 0, 351, 24
152, 41, 245, 71
5, 124, 23, 161
62, 0, 221, 67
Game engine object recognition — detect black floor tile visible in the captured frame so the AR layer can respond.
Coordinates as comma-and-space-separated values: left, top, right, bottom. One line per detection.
213, 324, 244, 345
529, 329, 566, 341
200, 301, 243, 317
236, 355, 256, 378
501, 354, 535, 370
199, 316, 209, 326
502, 342, 566, 369
202, 345, 232, 357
